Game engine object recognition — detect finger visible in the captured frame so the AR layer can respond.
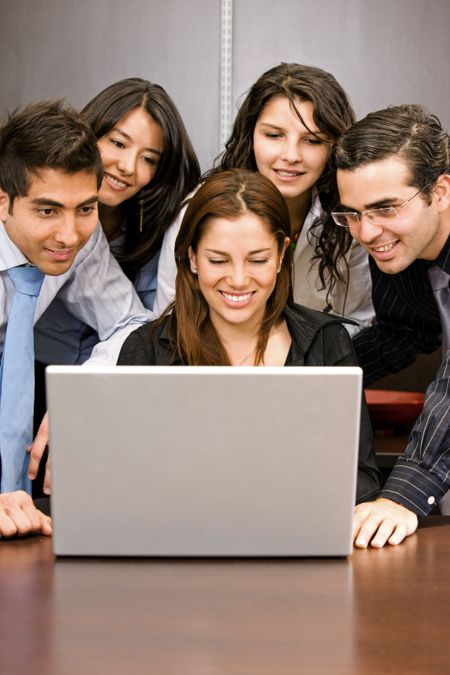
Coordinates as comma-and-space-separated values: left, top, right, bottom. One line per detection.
43, 457, 51, 496
28, 412, 49, 479
2, 503, 35, 536
0, 512, 18, 538
352, 504, 373, 544
387, 523, 408, 546
38, 513, 53, 536
369, 519, 397, 548
354, 514, 383, 549
20, 499, 45, 533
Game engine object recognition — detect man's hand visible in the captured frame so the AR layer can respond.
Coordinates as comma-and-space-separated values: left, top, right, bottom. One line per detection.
27, 411, 51, 494
0, 491, 52, 538
353, 498, 418, 548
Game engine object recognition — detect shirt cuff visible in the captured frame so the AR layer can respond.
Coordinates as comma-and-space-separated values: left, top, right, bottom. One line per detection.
380, 460, 448, 516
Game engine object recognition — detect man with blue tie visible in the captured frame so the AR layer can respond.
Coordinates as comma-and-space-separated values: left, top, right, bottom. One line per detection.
332, 104, 449, 548
0, 100, 153, 536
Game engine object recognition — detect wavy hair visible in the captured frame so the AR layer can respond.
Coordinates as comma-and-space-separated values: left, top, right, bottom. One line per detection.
82, 78, 200, 277
210, 63, 356, 309
163, 169, 292, 365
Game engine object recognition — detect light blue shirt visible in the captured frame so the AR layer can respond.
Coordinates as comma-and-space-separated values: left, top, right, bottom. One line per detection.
0, 221, 154, 366
34, 203, 189, 364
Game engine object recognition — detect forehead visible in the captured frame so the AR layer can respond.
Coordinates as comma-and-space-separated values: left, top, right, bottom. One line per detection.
257, 96, 318, 130
200, 212, 276, 246
109, 107, 164, 145
337, 155, 413, 208
22, 168, 98, 203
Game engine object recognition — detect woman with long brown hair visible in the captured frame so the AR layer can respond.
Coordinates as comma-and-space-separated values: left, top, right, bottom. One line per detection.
35, 77, 200, 364
118, 169, 381, 503
210, 63, 374, 335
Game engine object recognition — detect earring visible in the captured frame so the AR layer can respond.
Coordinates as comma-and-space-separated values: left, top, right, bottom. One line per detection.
192, 267, 198, 274
139, 198, 144, 233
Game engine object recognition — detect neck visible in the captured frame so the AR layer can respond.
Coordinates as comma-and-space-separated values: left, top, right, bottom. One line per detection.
98, 203, 125, 242
285, 189, 313, 241
210, 311, 263, 365
424, 211, 450, 261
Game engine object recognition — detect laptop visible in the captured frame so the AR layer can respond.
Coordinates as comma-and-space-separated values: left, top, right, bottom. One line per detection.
46, 365, 362, 557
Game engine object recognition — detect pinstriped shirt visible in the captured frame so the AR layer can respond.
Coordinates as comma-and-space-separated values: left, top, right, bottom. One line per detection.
354, 236, 450, 514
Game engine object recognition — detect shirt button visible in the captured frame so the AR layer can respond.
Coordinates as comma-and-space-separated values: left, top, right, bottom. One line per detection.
428, 496, 436, 505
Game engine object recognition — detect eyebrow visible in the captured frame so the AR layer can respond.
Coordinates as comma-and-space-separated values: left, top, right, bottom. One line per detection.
339, 196, 401, 212
112, 126, 162, 156
30, 195, 99, 208
258, 121, 325, 137
205, 248, 272, 255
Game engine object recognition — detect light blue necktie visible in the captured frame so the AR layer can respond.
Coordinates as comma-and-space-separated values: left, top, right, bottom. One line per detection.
0, 266, 44, 493
428, 265, 450, 354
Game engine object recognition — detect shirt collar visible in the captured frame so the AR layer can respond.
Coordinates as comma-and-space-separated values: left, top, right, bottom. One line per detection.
0, 220, 29, 271
433, 234, 450, 273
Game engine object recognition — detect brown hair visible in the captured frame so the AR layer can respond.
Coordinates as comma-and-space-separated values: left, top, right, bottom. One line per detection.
333, 103, 450, 204
82, 78, 200, 276
209, 63, 356, 308
167, 169, 292, 365
0, 99, 103, 203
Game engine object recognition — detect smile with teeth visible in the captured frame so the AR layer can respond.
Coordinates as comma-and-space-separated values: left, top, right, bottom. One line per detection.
371, 240, 398, 253
221, 291, 254, 303
105, 173, 130, 190
274, 169, 303, 177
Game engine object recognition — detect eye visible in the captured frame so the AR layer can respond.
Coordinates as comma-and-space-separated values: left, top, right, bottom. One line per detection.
377, 207, 397, 217
110, 138, 126, 149
207, 258, 227, 264
264, 132, 282, 139
304, 137, 323, 145
249, 258, 269, 264
78, 205, 97, 216
142, 155, 158, 166
36, 208, 56, 217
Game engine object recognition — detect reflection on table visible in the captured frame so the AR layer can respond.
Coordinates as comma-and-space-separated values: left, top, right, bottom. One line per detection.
0, 517, 449, 674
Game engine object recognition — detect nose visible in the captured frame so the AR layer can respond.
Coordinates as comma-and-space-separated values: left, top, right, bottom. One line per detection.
54, 213, 79, 247
280, 137, 300, 164
352, 213, 384, 244
117, 150, 137, 176
227, 263, 249, 288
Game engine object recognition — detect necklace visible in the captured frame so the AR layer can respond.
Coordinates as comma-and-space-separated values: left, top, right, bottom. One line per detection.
238, 347, 256, 366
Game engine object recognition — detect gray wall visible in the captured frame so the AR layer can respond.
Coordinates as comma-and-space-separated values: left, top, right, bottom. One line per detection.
1, 0, 449, 170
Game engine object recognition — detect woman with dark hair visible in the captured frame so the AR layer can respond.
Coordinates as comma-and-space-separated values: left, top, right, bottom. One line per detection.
210, 63, 374, 335
34, 77, 200, 364
118, 169, 381, 503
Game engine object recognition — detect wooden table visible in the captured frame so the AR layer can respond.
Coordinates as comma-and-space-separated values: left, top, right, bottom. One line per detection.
1, 518, 450, 674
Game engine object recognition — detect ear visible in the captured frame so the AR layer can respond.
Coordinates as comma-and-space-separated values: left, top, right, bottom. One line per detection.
188, 246, 198, 274
432, 174, 450, 213
277, 236, 291, 272
0, 189, 11, 222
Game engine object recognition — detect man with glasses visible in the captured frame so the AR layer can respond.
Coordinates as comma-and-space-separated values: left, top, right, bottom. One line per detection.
332, 104, 449, 548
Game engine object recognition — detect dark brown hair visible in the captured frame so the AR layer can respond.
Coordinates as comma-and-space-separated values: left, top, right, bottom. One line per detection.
209, 63, 356, 309
333, 103, 450, 204
82, 78, 200, 276
166, 169, 292, 365
0, 99, 103, 203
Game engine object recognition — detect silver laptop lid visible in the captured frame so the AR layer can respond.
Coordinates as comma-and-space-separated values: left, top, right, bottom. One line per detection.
47, 366, 361, 557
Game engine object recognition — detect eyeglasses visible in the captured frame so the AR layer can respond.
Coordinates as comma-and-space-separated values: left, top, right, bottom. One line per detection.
331, 184, 430, 229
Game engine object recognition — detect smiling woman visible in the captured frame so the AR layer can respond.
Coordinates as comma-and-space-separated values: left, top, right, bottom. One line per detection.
117, 168, 382, 504
34, 77, 200, 365
209, 63, 375, 336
